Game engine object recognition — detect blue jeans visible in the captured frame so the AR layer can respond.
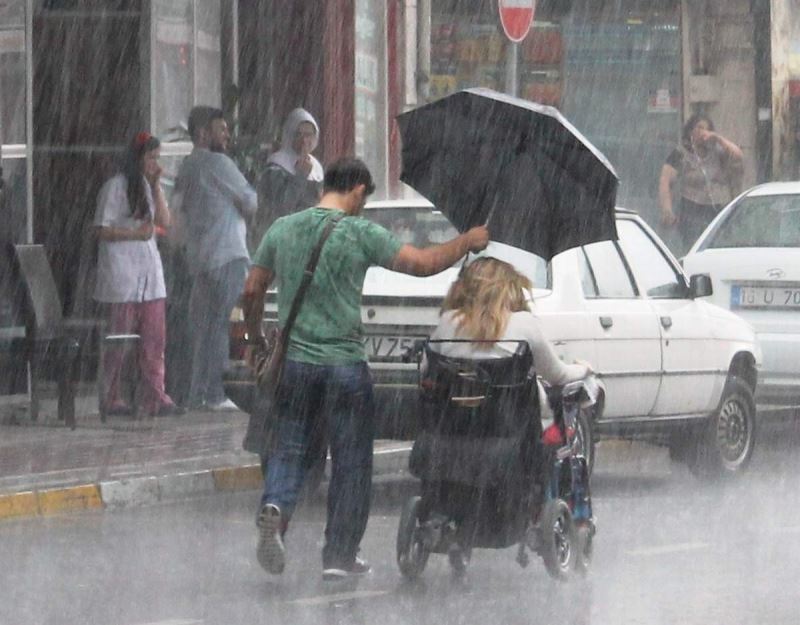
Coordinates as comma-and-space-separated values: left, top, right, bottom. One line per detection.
187, 258, 248, 406
261, 359, 375, 568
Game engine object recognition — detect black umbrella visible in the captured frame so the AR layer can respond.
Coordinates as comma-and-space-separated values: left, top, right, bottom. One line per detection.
397, 88, 619, 260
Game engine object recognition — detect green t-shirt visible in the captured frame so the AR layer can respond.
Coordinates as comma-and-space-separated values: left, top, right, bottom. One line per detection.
253, 207, 403, 365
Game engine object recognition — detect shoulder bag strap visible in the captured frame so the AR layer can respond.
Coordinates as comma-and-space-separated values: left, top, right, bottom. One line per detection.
280, 212, 343, 341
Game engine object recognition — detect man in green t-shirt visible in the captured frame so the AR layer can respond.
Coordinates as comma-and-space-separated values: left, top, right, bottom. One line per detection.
242, 157, 489, 580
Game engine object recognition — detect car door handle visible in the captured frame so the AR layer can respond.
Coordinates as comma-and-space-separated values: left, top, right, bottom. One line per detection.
599, 316, 613, 329
660, 316, 672, 329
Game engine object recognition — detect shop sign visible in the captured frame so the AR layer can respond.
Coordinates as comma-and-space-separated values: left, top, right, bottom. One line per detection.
498, 0, 536, 43
647, 88, 679, 114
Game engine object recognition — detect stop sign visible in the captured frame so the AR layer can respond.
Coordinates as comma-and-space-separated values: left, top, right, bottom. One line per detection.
498, 0, 536, 43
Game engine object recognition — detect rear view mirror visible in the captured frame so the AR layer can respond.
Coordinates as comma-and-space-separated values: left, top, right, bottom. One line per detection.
689, 274, 713, 299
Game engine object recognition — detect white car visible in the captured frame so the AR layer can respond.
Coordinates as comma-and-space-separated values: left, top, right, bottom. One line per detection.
359, 200, 761, 477
227, 200, 761, 477
683, 181, 800, 409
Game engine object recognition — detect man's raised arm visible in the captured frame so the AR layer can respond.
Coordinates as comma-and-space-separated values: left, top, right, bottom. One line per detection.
390, 225, 489, 277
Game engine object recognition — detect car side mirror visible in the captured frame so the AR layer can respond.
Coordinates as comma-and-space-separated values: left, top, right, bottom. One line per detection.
689, 274, 713, 299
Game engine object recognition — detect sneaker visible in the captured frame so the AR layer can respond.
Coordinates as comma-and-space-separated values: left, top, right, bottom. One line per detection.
322, 557, 371, 581
208, 398, 239, 412
256, 504, 286, 574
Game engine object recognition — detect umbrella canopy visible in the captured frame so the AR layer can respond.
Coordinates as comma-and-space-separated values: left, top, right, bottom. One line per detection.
397, 88, 619, 260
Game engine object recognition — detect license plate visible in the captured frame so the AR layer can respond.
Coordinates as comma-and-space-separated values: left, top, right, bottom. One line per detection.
731, 285, 800, 309
363, 335, 418, 359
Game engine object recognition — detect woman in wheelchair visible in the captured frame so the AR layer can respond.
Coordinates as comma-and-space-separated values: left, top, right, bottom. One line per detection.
398, 257, 596, 577
430, 256, 591, 387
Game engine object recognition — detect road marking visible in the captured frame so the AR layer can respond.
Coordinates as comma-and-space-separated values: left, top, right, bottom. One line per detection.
626, 541, 710, 557
770, 526, 800, 535
127, 619, 203, 625
374, 446, 412, 455
286, 590, 390, 606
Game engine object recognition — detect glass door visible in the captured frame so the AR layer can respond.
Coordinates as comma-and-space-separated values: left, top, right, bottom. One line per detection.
0, 0, 32, 394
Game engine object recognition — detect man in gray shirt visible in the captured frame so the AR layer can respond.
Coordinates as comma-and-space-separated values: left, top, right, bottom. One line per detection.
174, 106, 257, 410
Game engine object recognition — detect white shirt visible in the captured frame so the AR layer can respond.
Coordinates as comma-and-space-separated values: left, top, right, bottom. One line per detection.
430, 309, 589, 386
93, 174, 166, 303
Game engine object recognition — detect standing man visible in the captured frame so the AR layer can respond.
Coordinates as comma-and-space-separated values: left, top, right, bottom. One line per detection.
175, 106, 258, 411
242, 157, 489, 579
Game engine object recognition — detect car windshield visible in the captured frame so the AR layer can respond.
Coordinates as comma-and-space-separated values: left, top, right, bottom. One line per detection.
364, 205, 549, 288
364, 205, 460, 248
705, 194, 800, 249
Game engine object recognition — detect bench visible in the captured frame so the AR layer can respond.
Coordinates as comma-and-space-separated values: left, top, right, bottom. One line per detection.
13, 244, 140, 427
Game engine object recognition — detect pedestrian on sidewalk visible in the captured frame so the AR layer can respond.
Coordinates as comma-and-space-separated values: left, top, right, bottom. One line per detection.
174, 106, 258, 411
93, 132, 182, 417
659, 113, 744, 254
242, 157, 489, 580
250, 108, 324, 251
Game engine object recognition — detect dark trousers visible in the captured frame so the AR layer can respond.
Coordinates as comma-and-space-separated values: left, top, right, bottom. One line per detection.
677, 198, 719, 254
260, 359, 375, 568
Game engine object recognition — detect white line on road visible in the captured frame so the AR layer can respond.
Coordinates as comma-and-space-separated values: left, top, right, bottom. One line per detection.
626, 542, 710, 557
127, 619, 203, 625
287, 590, 390, 606
374, 446, 412, 455
770, 526, 800, 534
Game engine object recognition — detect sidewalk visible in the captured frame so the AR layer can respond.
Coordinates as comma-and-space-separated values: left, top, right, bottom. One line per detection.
0, 393, 412, 521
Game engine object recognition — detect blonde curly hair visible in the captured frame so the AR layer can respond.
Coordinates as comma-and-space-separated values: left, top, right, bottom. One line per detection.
441, 257, 532, 347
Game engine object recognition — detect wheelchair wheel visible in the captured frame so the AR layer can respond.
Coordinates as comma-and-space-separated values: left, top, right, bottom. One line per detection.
539, 499, 577, 581
574, 524, 593, 575
397, 496, 429, 579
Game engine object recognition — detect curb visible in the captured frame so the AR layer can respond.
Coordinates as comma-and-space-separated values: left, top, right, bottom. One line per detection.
0, 446, 412, 522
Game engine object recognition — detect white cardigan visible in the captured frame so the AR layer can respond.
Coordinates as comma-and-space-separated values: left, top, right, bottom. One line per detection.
430, 309, 590, 387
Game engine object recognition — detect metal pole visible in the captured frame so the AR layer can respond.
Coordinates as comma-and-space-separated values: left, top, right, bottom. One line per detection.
417, 0, 431, 102
505, 41, 518, 97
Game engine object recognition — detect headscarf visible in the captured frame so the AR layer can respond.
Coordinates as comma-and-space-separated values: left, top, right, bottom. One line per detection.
267, 108, 324, 182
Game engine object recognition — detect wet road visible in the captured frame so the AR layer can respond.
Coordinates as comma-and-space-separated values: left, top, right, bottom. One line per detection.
3, 422, 800, 625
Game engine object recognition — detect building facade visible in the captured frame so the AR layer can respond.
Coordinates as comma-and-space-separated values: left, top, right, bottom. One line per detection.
0, 0, 795, 395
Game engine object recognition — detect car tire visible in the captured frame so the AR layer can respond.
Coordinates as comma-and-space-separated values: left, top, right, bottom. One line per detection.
575, 408, 595, 477
688, 376, 756, 478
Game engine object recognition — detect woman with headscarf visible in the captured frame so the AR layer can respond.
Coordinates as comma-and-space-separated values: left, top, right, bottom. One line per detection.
252, 108, 324, 249
93, 131, 182, 417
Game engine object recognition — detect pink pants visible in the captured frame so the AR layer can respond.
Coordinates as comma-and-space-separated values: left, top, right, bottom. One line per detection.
102, 299, 172, 414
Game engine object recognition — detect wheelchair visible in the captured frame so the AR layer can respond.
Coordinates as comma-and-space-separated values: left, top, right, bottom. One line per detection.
396, 340, 596, 581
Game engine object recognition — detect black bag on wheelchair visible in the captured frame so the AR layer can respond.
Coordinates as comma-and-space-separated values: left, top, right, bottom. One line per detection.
409, 340, 541, 488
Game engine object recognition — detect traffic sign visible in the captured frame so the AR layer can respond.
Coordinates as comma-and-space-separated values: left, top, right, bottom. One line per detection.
498, 0, 536, 43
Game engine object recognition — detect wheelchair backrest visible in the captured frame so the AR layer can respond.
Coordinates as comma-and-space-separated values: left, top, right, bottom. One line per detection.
420, 340, 537, 436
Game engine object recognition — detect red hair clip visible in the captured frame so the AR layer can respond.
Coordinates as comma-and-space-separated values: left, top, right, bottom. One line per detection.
134, 131, 152, 148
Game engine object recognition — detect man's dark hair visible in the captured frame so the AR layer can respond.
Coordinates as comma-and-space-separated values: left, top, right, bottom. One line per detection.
323, 157, 375, 195
188, 106, 224, 142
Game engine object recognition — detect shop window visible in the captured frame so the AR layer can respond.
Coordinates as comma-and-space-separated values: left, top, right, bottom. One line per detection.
152, 0, 222, 140
430, 3, 564, 107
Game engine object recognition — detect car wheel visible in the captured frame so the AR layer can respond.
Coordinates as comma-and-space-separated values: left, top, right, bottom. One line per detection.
689, 377, 756, 478
397, 496, 430, 579
539, 498, 577, 581
575, 408, 595, 477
